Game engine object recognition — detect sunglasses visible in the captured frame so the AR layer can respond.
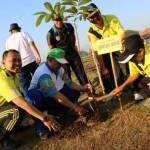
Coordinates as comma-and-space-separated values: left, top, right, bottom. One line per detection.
87, 12, 100, 22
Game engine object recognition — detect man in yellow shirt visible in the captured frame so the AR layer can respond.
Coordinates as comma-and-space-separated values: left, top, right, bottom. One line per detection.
87, 3, 128, 92
111, 34, 150, 99
0, 50, 61, 149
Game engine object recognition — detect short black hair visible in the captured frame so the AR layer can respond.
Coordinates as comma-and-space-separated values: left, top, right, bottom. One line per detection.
2, 49, 20, 60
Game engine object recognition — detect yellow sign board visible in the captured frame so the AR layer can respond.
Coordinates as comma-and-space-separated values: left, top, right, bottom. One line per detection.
96, 35, 122, 55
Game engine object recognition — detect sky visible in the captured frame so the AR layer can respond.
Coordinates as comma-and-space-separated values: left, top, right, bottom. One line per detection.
0, 0, 150, 60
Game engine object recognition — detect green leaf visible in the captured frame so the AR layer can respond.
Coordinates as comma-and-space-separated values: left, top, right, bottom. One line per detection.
79, 0, 91, 5
60, 6, 66, 16
79, 6, 88, 11
65, 6, 77, 14
45, 14, 52, 23
44, 2, 53, 12
35, 15, 45, 27
82, 14, 87, 21
61, 2, 77, 6
64, 15, 74, 21
33, 11, 46, 16
54, 2, 61, 13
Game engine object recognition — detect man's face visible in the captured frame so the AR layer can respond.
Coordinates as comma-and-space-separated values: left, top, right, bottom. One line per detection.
87, 11, 101, 24
130, 49, 144, 64
3, 52, 22, 73
48, 58, 61, 72
53, 20, 64, 29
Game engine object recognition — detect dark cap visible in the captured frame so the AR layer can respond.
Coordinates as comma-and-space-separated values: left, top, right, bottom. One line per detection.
86, 3, 99, 19
119, 34, 144, 63
9, 23, 21, 31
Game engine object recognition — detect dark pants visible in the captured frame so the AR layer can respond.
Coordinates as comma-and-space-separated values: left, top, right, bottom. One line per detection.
102, 52, 129, 93
65, 54, 88, 85
19, 61, 38, 96
27, 85, 80, 134
0, 103, 24, 141
133, 76, 150, 98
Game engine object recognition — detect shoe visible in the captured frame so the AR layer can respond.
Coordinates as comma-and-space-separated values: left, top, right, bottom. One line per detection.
134, 93, 144, 101
2, 137, 20, 150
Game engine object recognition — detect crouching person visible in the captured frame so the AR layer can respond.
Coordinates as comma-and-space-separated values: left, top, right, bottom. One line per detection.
0, 50, 61, 150
110, 34, 150, 100
27, 48, 92, 139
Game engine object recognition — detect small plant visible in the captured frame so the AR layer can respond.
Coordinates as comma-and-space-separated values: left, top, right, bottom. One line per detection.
61, 0, 92, 22
34, 2, 66, 27
34, 0, 92, 27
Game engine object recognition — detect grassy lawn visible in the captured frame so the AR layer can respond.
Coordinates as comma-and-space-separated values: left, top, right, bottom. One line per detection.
14, 55, 150, 150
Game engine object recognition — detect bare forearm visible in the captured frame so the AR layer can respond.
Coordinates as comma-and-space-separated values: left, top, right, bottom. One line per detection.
29, 42, 40, 57
13, 97, 44, 121
54, 92, 76, 110
120, 75, 139, 89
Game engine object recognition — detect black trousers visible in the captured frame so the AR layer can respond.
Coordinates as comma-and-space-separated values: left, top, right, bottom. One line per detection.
102, 52, 129, 93
0, 103, 24, 141
19, 61, 39, 96
65, 54, 88, 85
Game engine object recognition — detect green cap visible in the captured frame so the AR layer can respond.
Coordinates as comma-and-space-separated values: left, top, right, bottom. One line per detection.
47, 48, 68, 64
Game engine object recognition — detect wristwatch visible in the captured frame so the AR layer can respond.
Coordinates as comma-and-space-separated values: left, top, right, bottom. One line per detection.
42, 115, 49, 122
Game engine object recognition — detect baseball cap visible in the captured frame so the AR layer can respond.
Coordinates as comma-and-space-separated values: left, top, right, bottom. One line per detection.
119, 34, 144, 63
86, 3, 99, 19
9, 23, 21, 31
47, 48, 68, 64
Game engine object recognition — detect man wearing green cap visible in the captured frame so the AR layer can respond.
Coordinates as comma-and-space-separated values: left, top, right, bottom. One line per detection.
27, 48, 92, 139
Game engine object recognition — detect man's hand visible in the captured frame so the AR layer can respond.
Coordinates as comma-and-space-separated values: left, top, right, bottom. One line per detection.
43, 115, 61, 132
82, 83, 93, 93
110, 86, 124, 96
73, 104, 88, 116
147, 82, 150, 89
35, 55, 41, 64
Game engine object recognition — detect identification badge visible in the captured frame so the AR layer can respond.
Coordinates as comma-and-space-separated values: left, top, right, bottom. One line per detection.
56, 35, 60, 41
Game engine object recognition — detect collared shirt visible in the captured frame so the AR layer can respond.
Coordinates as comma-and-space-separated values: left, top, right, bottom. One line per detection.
29, 62, 72, 97
129, 44, 150, 77
0, 67, 22, 106
88, 15, 124, 50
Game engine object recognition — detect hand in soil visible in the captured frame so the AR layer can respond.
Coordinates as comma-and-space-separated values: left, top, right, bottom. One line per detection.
73, 104, 88, 116
43, 116, 61, 132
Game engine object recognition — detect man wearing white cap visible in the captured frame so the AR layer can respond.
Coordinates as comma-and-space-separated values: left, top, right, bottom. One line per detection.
111, 34, 150, 100
27, 48, 92, 139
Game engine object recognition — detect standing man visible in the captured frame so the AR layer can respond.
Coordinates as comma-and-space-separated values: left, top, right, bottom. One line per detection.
86, 3, 128, 93
111, 34, 150, 100
27, 48, 92, 138
46, 17, 89, 86
5, 23, 41, 95
0, 50, 60, 149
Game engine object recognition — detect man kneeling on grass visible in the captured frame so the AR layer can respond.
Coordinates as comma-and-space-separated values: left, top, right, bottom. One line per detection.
0, 50, 61, 150
111, 34, 150, 101
27, 48, 92, 140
